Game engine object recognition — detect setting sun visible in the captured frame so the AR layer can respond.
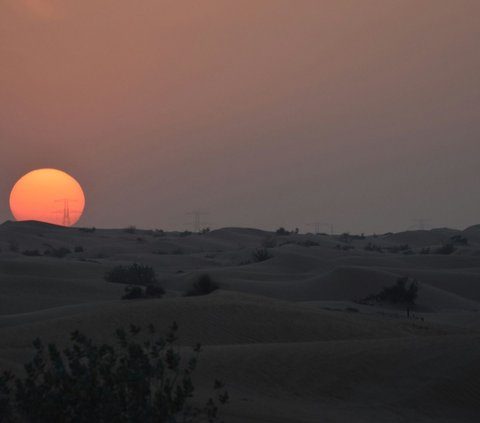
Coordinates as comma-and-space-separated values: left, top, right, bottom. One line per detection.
9, 168, 85, 227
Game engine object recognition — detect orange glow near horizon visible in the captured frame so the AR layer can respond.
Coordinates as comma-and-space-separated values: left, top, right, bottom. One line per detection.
9, 169, 85, 227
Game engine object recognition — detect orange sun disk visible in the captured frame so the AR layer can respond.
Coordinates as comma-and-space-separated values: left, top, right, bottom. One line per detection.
9, 168, 85, 227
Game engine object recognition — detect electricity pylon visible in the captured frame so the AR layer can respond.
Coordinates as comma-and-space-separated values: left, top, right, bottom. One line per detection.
185, 211, 209, 233
307, 222, 334, 235
54, 199, 80, 226
410, 218, 432, 231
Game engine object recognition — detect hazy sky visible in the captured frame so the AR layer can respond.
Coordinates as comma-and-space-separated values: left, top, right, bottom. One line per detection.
1, 0, 479, 233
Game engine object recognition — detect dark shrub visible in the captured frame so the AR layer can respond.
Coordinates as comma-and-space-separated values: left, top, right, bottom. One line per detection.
0, 323, 228, 422
435, 243, 455, 255
43, 245, 71, 258
185, 274, 219, 297
363, 277, 419, 317
22, 250, 41, 257
74, 245, 84, 253
122, 285, 144, 300
145, 284, 166, 298
364, 243, 383, 253
275, 227, 289, 236
252, 248, 272, 262
122, 284, 165, 300
105, 263, 157, 286
376, 277, 419, 305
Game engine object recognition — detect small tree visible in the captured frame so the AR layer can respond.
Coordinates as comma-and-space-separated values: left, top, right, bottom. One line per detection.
0, 323, 228, 422
374, 277, 419, 317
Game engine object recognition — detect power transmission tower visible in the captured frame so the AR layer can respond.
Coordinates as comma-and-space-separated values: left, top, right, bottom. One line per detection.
54, 199, 80, 227
307, 222, 334, 235
411, 218, 432, 231
185, 211, 209, 233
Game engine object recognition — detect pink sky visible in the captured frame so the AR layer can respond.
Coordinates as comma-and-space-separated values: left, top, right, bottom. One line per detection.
1, 1, 479, 232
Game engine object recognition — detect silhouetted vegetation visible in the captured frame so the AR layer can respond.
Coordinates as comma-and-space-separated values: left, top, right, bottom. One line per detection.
43, 244, 71, 258
105, 263, 157, 286
435, 243, 455, 255
0, 323, 228, 422
22, 249, 41, 257
179, 231, 193, 237
363, 277, 419, 316
275, 227, 299, 236
122, 284, 165, 300
122, 285, 144, 299
251, 248, 272, 262
377, 277, 419, 304
185, 274, 219, 297
199, 227, 210, 234
73, 245, 84, 253
145, 284, 166, 298
335, 244, 354, 251
275, 227, 290, 236
364, 242, 383, 253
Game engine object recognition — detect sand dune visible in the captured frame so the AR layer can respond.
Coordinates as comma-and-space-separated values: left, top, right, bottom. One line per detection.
1, 221, 480, 422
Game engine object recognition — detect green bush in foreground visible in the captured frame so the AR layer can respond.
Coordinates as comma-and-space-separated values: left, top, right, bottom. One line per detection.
0, 323, 228, 423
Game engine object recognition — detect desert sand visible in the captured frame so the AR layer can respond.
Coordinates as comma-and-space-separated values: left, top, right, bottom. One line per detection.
1, 220, 480, 422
